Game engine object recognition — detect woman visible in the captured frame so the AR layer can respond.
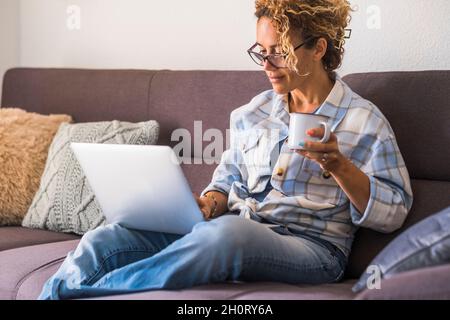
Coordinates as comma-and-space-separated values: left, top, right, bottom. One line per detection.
39, 0, 413, 299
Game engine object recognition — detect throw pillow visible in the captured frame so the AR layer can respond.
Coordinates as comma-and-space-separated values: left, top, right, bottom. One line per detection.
0, 108, 72, 225
352, 206, 450, 293
22, 120, 159, 235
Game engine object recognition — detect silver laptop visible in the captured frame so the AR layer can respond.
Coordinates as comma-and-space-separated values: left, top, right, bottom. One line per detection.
70, 143, 205, 234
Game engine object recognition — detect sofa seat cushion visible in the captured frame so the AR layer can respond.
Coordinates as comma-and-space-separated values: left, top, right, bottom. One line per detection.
0, 227, 80, 252
0, 240, 80, 300
88, 281, 357, 300
0, 240, 356, 300
354, 263, 450, 300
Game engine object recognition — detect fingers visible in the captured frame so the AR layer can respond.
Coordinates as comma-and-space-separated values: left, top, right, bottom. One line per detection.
194, 194, 209, 211
291, 141, 332, 153
194, 193, 212, 220
306, 127, 337, 141
201, 208, 210, 220
288, 129, 343, 171
293, 129, 337, 152
306, 127, 324, 138
297, 150, 340, 171
201, 208, 214, 221
301, 140, 334, 152
296, 149, 324, 161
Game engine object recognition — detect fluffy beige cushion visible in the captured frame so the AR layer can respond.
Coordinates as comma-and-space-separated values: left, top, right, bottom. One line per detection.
0, 108, 72, 225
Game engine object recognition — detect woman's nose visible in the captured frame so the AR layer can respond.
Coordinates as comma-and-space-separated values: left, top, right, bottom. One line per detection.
262, 59, 277, 72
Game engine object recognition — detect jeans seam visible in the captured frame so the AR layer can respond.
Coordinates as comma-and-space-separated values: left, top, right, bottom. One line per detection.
84, 247, 156, 286
242, 255, 332, 271
234, 255, 344, 284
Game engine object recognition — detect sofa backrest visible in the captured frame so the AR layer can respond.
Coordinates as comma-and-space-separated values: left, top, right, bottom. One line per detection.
1, 68, 156, 122
2, 68, 450, 278
343, 71, 450, 181
342, 71, 450, 278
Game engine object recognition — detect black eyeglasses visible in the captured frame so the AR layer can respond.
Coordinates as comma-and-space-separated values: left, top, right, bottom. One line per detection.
247, 36, 316, 68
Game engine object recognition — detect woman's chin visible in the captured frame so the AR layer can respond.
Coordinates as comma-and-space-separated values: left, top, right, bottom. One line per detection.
271, 84, 289, 95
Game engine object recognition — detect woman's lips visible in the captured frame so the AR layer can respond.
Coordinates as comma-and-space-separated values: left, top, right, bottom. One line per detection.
269, 75, 285, 83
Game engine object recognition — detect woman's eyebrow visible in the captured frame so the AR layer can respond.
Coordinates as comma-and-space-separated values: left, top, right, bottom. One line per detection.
255, 42, 279, 48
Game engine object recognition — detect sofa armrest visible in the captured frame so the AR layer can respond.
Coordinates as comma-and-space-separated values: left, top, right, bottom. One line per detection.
354, 263, 450, 300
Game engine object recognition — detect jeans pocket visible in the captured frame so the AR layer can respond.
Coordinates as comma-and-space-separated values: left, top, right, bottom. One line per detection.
293, 232, 347, 280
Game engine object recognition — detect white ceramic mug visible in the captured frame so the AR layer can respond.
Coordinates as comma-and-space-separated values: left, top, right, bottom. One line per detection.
287, 113, 331, 150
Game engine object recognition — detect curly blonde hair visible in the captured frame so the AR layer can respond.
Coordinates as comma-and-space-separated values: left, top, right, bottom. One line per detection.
255, 0, 353, 77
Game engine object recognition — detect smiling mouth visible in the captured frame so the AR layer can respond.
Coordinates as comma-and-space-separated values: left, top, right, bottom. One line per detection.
269, 75, 285, 82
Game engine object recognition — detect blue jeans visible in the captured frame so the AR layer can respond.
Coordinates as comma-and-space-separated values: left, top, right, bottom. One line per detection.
38, 215, 347, 300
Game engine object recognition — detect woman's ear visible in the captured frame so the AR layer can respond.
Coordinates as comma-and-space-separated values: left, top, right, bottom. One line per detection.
312, 37, 328, 62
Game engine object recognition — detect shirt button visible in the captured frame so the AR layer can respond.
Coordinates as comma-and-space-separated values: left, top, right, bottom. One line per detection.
276, 168, 284, 176
322, 171, 331, 179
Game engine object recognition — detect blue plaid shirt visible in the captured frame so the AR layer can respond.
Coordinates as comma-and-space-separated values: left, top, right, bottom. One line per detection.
201, 74, 413, 257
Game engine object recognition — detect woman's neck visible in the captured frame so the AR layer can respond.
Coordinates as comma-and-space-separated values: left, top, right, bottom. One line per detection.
289, 71, 335, 114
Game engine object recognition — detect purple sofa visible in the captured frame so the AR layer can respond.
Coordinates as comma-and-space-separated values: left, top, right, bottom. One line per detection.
1, 68, 449, 300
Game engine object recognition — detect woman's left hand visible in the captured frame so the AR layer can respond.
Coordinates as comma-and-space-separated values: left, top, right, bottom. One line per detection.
293, 127, 345, 173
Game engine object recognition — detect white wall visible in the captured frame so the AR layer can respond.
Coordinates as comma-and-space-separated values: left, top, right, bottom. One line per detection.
341, 0, 450, 74
19, 0, 256, 70
1, 0, 449, 100
0, 0, 20, 100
